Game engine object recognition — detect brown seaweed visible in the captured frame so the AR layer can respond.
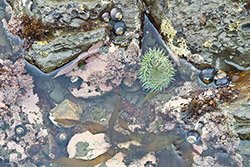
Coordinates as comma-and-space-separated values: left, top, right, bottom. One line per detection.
53, 94, 194, 167
107, 95, 122, 145
52, 96, 122, 166
53, 148, 118, 167
157, 150, 182, 167
54, 119, 107, 134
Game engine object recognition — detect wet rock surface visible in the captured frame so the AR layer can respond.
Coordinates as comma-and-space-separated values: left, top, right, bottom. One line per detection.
113, 0, 142, 33
144, 0, 250, 70
67, 39, 140, 99
25, 28, 107, 73
1, 0, 250, 166
16, 0, 111, 28
0, 59, 49, 166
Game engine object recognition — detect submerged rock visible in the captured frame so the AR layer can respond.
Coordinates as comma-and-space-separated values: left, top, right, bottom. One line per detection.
67, 39, 140, 99
49, 99, 82, 127
67, 131, 110, 160
25, 28, 107, 73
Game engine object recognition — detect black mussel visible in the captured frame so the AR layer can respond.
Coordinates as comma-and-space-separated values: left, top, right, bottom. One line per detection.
101, 12, 110, 22
186, 130, 200, 144
110, 8, 123, 21
113, 21, 126, 35
14, 124, 27, 137
199, 68, 216, 84
55, 131, 70, 146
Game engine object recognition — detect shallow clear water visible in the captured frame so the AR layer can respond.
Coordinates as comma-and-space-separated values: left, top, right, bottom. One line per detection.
0, 1, 250, 167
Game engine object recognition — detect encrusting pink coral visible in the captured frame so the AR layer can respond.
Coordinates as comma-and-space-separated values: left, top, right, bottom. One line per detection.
0, 58, 48, 165
67, 40, 141, 98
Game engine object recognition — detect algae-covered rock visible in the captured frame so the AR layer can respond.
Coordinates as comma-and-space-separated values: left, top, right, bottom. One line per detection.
25, 28, 107, 73
145, 0, 250, 69
111, 0, 143, 45
113, 0, 142, 32
17, 0, 111, 28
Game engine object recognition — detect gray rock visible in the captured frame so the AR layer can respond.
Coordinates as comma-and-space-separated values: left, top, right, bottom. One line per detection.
25, 28, 107, 73
219, 79, 250, 139
113, 0, 143, 32
21, 0, 111, 28
144, 0, 250, 69
238, 141, 250, 156
221, 97, 250, 139
237, 141, 250, 167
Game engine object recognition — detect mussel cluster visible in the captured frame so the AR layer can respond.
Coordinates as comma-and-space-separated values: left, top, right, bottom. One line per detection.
101, 8, 127, 36
199, 68, 230, 88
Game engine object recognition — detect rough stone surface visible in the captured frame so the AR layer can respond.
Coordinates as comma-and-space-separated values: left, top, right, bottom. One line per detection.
0, 59, 48, 166
68, 40, 140, 99
220, 71, 250, 140
145, 0, 250, 69
25, 28, 107, 72
17, 0, 111, 28
113, 0, 142, 33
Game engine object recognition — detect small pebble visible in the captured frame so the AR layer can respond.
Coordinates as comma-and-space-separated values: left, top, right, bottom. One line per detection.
55, 131, 70, 146
70, 76, 79, 83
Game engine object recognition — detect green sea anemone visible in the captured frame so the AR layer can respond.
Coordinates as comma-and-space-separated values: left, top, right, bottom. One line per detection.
138, 48, 176, 92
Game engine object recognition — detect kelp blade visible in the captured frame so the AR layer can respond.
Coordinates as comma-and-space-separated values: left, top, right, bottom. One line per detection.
53, 148, 118, 167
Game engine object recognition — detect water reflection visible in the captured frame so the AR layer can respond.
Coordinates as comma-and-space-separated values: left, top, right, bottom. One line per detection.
52, 94, 194, 167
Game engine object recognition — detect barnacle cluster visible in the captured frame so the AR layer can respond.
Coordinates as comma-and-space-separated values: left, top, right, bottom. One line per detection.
160, 19, 176, 43
160, 19, 191, 58
138, 48, 176, 92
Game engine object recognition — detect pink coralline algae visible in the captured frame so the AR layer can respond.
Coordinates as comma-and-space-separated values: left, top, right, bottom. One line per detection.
162, 82, 243, 166
0, 59, 47, 166
67, 40, 141, 98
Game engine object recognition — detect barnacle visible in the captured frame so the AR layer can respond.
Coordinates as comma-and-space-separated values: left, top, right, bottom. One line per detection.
160, 19, 176, 43
138, 48, 176, 92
